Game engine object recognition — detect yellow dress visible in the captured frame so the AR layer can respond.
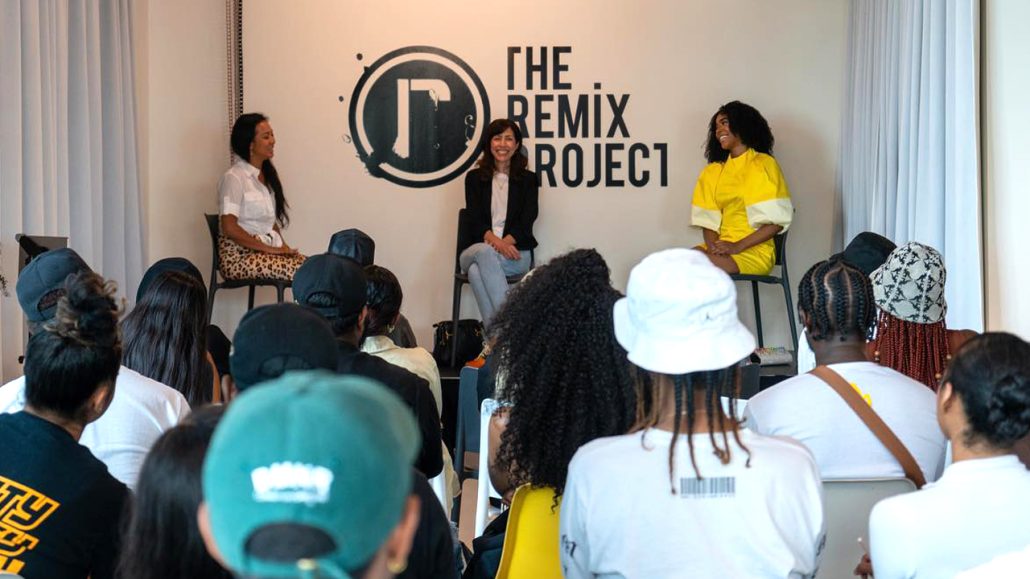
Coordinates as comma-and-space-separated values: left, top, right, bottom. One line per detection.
691, 149, 793, 275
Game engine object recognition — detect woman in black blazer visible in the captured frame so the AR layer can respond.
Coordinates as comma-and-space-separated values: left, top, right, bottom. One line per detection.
460, 118, 539, 330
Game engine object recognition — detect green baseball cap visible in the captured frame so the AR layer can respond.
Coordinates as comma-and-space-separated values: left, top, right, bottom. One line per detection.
202, 370, 418, 578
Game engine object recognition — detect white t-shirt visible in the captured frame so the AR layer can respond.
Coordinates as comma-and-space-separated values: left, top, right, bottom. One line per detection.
0, 366, 191, 491
744, 361, 946, 482
955, 544, 1030, 578
560, 428, 825, 579
218, 157, 283, 247
870, 455, 1030, 578
490, 172, 508, 238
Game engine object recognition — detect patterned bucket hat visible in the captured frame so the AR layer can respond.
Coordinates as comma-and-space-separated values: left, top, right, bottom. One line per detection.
870, 241, 947, 324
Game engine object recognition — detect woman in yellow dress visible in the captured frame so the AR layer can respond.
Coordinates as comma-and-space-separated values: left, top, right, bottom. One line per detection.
692, 101, 793, 275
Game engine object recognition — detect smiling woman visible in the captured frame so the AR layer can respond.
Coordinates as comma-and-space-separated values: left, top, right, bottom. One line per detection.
690, 101, 793, 276
217, 113, 306, 281
460, 118, 539, 333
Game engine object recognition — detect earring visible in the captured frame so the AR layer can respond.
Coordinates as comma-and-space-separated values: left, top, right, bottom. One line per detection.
387, 324, 396, 334
386, 557, 408, 574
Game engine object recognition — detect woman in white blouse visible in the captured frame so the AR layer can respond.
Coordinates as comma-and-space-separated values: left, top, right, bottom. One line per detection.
217, 113, 305, 281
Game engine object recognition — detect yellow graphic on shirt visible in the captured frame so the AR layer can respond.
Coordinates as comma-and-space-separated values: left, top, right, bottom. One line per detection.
850, 382, 873, 407
0, 476, 60, 574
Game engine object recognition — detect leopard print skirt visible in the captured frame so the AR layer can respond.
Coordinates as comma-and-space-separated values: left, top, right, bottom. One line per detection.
218, 236, 306, 281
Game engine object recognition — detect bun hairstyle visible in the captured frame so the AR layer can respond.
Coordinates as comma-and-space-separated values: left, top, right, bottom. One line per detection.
363, 265, 403, 339
945, 332, 1030, 449
24, 271, 122, 418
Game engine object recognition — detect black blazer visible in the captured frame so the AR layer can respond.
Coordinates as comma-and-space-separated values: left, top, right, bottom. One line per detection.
463, 169, 539, 250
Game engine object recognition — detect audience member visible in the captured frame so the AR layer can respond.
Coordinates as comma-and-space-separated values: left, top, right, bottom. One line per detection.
198, 372, 421, 579
122, 270, 213, 406
293, 253, 443, 478
0, 249, 188, 490
328, 227, 417, 348
869, 241, 976, 390
869, 333, 1030, 577
117, 405, 233, 579
560, 249, 824, 578
796, 232, 896, 373
0, 271, 130, 578
228, 303, 338, 396
361, 265, 459, 505
746, 259, 946, 482
135, 256, 204, 303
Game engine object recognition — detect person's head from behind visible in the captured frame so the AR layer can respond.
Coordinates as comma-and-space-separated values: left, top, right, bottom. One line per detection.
476, 118, 528, 177
119, 405, 232, 579
797, 258, 876, 346
704, 100, 774, 163
870, 241, 949, 389
230, 112, 288, 226
327, 229, 376, 267
489, 248, 638, 496
137, 257, 204, 303
123, 270, 210, 406
198, 371, 421, 579
614, 249, 757, 490
23, 270, 121, 429
937, 333, 1030, 453
229, 303, 338, 395
293, 253, 368, 342
363, 265, 403, 340
16, 247, 92, 334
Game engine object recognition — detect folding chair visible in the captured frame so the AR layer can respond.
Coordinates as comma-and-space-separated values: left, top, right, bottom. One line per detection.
821, 478, 917, 578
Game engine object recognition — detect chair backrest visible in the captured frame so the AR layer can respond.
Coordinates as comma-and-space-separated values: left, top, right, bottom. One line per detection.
770, 230, 789, 270
821, 478, 917, 577
204, 214, 221, 281
496, 484, 563, 579
455, 208, 477, 274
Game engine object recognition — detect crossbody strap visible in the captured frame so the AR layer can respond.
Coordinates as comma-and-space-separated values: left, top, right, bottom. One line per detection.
810, 365, 927, 489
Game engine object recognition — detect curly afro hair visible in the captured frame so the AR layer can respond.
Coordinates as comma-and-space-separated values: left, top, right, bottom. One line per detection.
703, 100, 775, 163
490, 248, 638, 498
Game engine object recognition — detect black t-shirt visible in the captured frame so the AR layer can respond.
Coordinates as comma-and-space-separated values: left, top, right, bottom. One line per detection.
0, 412, 129, 579
401, 470, 457, 579
335, 341, 444, 478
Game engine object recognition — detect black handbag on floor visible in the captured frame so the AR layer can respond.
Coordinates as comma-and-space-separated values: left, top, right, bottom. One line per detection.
432, 319, 484, 368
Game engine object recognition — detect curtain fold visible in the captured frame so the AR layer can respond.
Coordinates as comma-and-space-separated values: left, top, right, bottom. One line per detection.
0, 0, 145, 380
840, 0, 982, 330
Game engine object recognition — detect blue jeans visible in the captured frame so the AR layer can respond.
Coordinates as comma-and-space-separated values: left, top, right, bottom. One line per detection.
459, 243, 531, 330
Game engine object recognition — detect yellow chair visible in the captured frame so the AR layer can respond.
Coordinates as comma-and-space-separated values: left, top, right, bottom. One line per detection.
496, 485, 563, 579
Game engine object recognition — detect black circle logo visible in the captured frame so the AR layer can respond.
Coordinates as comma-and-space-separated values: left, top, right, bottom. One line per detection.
349, 46, 491, 188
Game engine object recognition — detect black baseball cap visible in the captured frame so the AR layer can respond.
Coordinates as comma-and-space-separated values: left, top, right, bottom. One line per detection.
292, 253, 367, 325
831, 232, 897, 277
16, 248, 92, 322
327, 229, 376, 267
230, 303, 339, 391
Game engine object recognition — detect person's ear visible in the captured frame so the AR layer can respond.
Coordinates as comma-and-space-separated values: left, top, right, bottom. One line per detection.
86, 380, 115, 423
197, 502, 229, 569
938, 380, 955, 413
798, 309, 812, 331
382, 495, 421, 576
390, 312, 401, 328
357, 306, 369, 333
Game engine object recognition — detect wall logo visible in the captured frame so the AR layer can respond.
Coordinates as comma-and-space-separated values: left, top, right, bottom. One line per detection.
349, 46, 490, 188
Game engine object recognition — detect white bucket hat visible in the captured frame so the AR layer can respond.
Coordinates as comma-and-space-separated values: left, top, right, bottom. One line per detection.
613, 248, 756, 375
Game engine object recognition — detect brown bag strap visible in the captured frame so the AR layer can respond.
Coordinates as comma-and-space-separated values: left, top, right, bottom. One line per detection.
810, 365, 927, 489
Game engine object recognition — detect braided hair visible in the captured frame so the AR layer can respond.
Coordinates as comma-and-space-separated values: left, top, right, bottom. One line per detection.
632, 369, 750, 493
490, 249, 638, 499
873, 313, 951, 391
943, 332, 1030, 449
797, 258, 876, 342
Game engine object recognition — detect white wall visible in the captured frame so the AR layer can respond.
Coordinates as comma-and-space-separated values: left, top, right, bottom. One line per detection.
234, 0, 847, 348
983, 0, 1030, 339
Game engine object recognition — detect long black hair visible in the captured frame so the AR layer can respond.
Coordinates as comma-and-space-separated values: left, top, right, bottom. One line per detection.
230, 112, 289, 227
117, 405, 233, 579
475, 118, 530, 181
490, 249, 638, 498
704, 100, 775, 163
24, 271, 121, 419
944, 332, 1030, 450
122, 271, 210, 407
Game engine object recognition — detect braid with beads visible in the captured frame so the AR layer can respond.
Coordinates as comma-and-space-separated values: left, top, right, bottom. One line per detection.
797, 258, 876, 342
872, 312, 950, 391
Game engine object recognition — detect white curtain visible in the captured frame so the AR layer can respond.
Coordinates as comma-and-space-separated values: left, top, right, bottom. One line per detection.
0, 0, 145, 380
840, 0, 982, 330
